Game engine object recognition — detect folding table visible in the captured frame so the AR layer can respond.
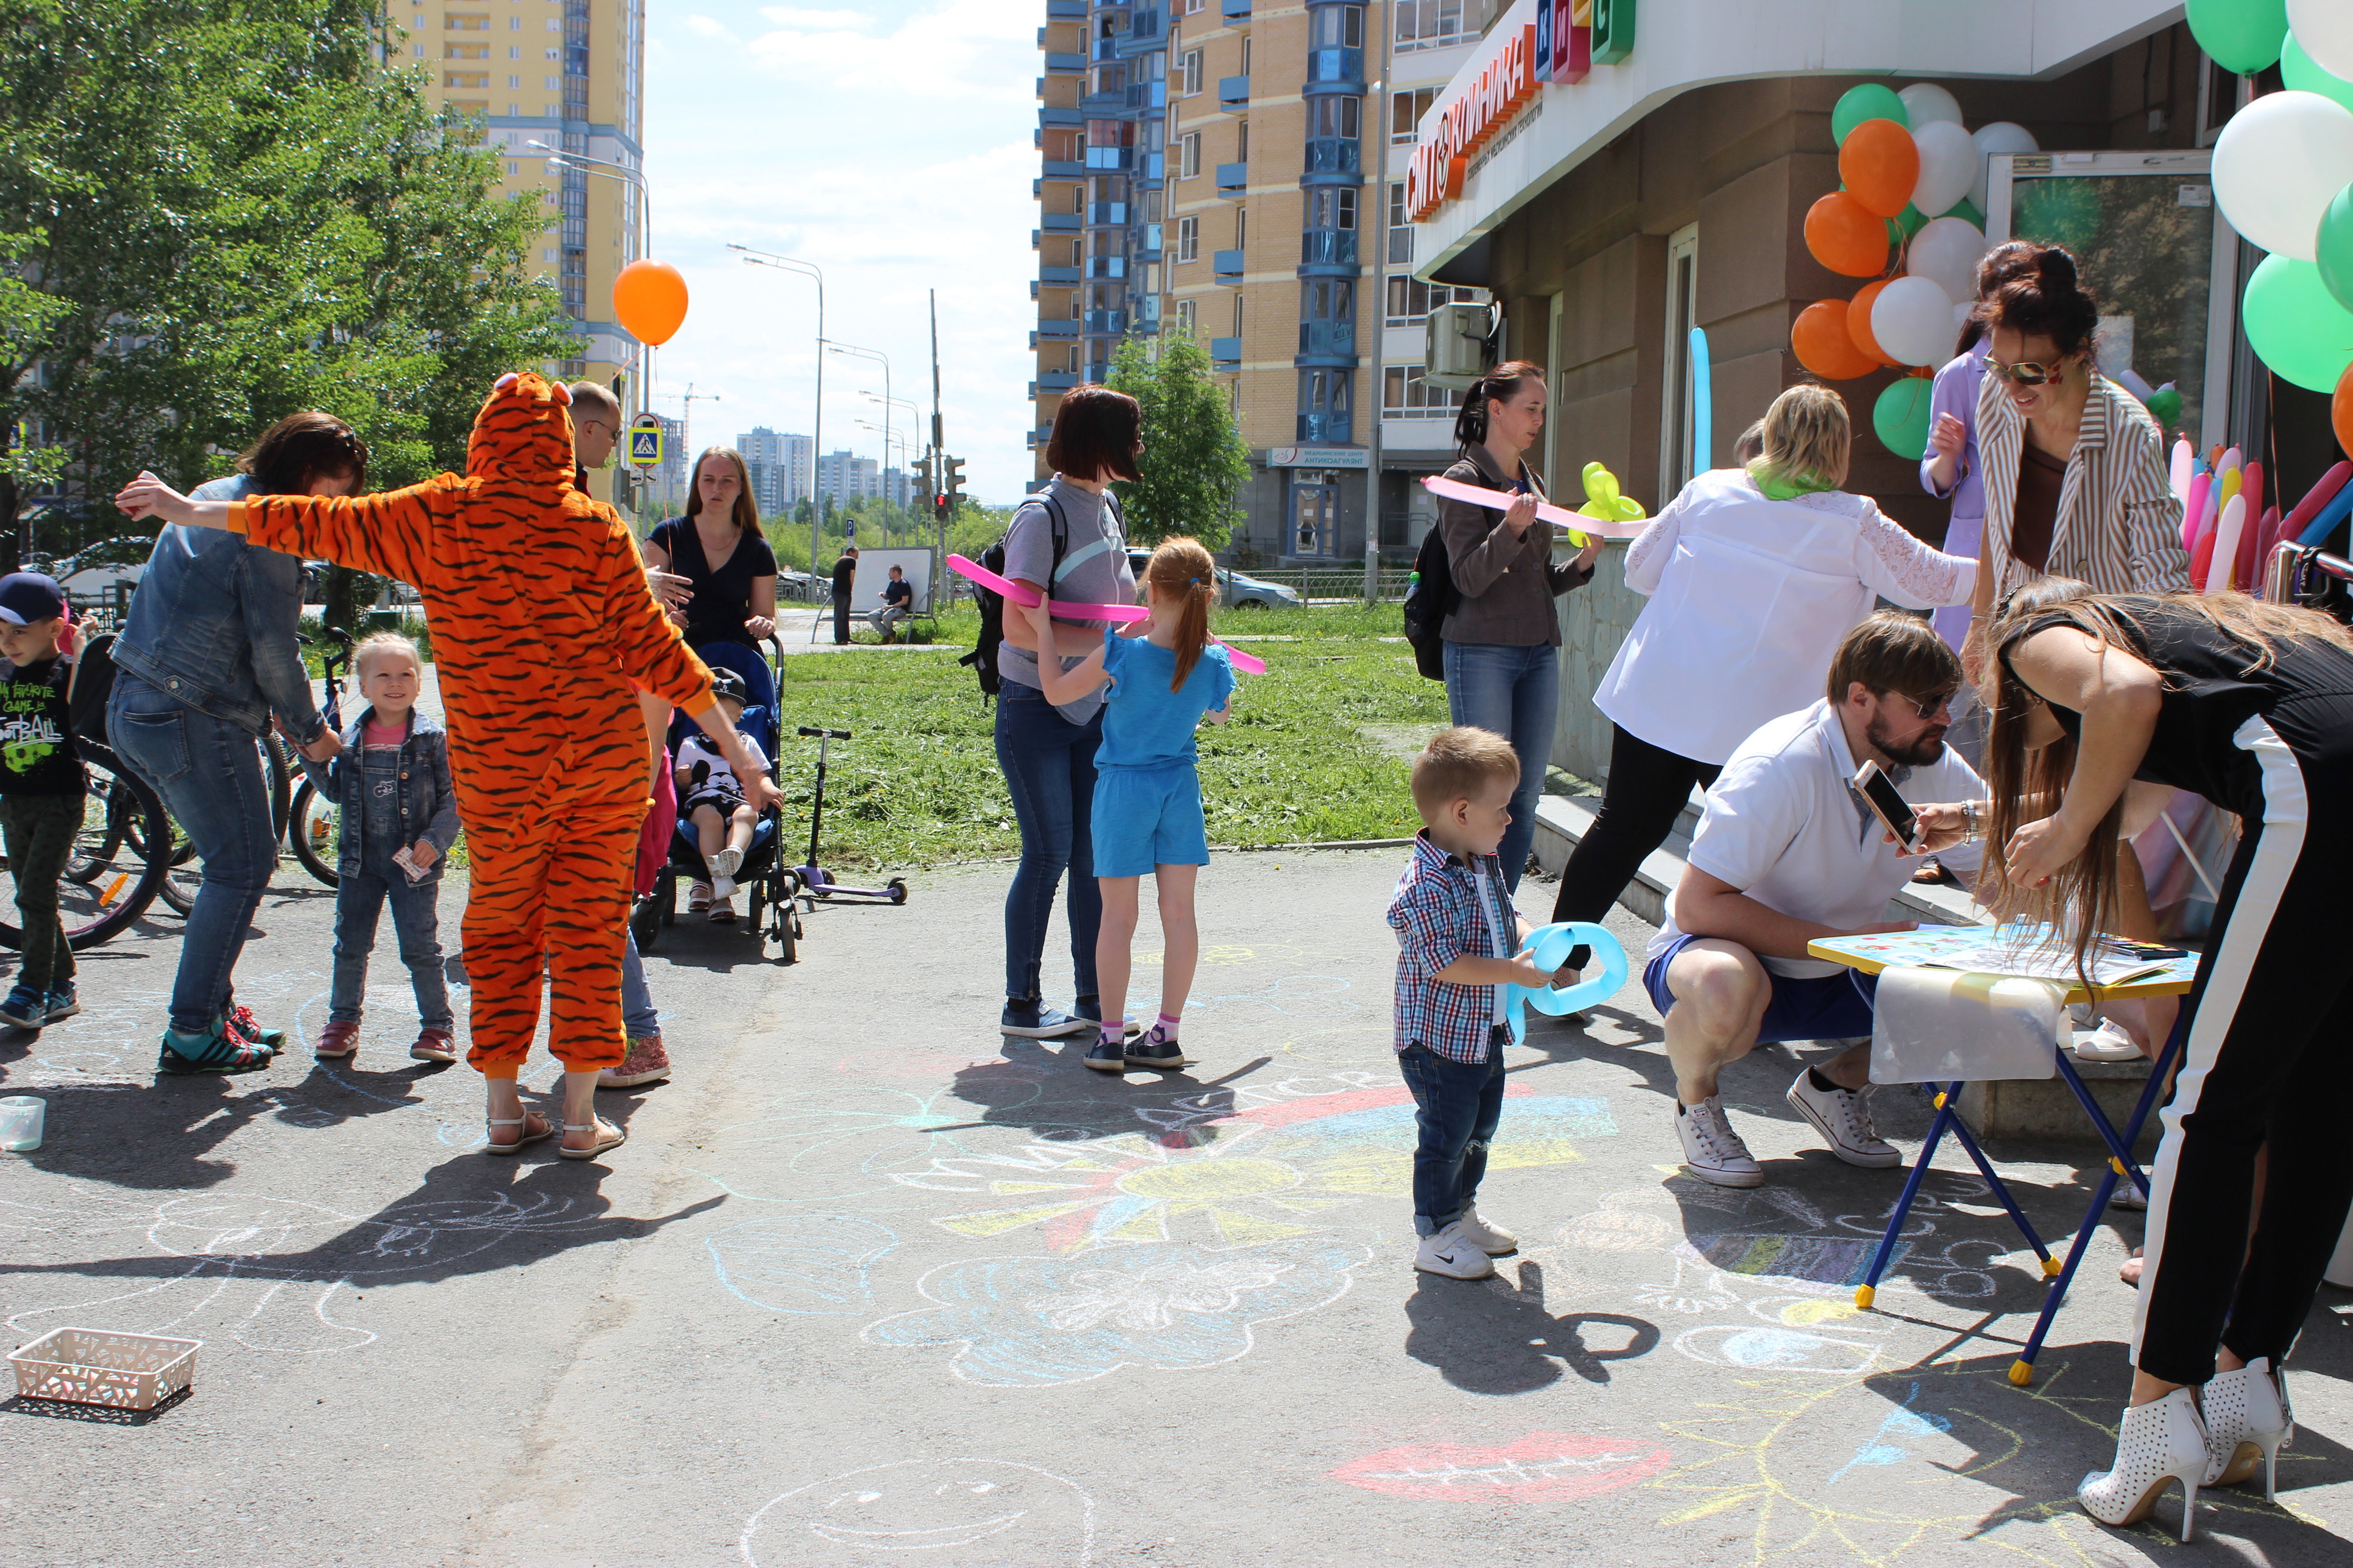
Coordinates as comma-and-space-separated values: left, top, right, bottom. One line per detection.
1805, 925, 2199, 1387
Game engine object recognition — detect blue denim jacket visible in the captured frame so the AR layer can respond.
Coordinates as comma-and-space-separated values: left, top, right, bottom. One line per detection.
112, 474, 324, 740
300, 708, 462, 881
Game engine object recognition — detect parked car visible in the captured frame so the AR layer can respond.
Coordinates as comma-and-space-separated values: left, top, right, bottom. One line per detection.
52, 535, 154, 602
1124, 549, 1302, 610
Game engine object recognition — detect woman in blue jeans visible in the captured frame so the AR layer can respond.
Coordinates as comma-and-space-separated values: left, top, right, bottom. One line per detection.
1435, 362, 1602, 893
109, 413, 362, 1073
992, 386, 1139, 1038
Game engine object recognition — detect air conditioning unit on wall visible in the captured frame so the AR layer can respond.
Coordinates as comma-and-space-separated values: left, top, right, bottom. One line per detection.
1424, 302, 1498, 390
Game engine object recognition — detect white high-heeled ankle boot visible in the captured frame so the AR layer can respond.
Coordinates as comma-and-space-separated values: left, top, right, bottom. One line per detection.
2201, 1357, 2292, 1501
2078, 1386, 2208, 1542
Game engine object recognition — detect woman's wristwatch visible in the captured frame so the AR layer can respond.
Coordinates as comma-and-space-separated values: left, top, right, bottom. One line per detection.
1960, 800, 1986, 841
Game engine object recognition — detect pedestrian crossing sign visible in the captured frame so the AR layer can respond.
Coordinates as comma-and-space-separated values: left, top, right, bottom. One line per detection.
627, 414, 664, 472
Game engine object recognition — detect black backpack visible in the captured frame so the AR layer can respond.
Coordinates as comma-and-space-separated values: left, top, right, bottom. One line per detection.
65, 632, 118, 748
1401, 522, 1457, 682
960, 488, 1125, 698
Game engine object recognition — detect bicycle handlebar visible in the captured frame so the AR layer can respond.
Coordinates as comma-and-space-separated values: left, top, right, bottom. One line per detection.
797, 726, 852, 739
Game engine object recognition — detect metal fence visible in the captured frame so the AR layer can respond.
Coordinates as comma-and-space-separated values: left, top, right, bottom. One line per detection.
1234, 567, 1414, 605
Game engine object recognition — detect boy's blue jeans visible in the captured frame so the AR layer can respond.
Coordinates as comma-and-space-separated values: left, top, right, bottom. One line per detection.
1398, 1036, 1508, 1236
329, 849, 451, 1030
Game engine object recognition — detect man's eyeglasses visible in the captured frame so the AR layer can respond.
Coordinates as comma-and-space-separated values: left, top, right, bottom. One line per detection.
1985, 357, 2061, 387
1882, 688, 1957, 722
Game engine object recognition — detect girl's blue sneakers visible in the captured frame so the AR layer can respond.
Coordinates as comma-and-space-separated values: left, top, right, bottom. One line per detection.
0, 984, 47, 1030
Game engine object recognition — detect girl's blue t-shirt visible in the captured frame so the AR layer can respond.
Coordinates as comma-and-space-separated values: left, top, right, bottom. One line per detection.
1095, 631, 1235, 769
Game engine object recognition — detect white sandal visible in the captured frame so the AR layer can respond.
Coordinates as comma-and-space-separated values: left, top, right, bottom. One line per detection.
2077, 1387, 2208, 1541
484, 1110, 553, 1156
559, 1118, 626, 1160
687, 880, 712, 913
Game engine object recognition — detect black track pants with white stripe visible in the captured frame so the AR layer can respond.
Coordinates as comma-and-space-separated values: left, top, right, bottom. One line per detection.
2133, 712, 2353, 1386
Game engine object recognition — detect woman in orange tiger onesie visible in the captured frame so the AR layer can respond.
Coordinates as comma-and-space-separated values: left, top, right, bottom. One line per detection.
117, 372, 778, 1159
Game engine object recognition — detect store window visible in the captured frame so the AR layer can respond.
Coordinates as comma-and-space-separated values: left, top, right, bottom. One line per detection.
1660, 223, 1701, 501
1394, 0, 1465, 53
1291, 470, 1341, 557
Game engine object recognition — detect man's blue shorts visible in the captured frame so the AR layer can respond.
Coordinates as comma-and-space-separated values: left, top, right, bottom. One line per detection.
1091, 762, 1208, 877
1643, 933, 1879, 1042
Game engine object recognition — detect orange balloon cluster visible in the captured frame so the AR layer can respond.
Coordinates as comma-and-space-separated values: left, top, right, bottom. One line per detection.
1839, 120, 1919, 218
613, 259, 689, 347
1795, 111, 1925, 381
1804, 193, 1888, 279
1791, 301, 1878, 380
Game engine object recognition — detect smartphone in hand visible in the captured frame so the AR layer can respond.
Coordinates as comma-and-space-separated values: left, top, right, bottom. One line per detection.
1853, 760, 1919, 853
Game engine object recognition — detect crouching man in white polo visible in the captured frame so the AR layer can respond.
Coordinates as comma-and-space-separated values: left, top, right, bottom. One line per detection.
1644, 611, 1986, 1187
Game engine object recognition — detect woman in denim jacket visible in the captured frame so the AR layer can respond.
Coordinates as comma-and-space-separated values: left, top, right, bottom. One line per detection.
109, 412, 361, 1073
300, 632, 461, 1065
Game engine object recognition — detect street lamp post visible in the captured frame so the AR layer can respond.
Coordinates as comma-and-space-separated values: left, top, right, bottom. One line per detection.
729, 245, 825, 586
529, 141, 654, 419
854, 418, 914, 538
825, 339, 891, 549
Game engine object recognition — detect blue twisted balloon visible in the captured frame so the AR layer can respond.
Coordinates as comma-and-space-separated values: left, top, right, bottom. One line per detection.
1505, 922, 1630, 1046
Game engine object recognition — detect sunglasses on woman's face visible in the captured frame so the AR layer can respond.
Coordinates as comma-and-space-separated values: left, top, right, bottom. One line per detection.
1986, 357, 2062, 387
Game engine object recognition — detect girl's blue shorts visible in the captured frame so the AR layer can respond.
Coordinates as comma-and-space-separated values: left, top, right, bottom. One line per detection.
1091, 762, 1208, 877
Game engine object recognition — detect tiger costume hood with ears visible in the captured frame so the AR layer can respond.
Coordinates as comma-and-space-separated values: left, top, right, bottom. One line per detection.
467, 370, 579, 489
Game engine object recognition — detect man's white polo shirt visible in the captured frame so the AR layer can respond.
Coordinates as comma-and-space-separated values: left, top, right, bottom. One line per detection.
1648, 700, 1985, 980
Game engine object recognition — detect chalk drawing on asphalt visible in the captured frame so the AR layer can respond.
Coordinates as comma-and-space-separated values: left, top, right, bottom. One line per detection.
1329, 1432, 1674, 1502
741, 1458, 1093, 1566
706, 1213, 898, 1316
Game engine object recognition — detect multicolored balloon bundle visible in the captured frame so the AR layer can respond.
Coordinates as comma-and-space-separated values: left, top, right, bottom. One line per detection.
2192, 0, 2353, 453
1792, 82, 2037, 462
2171, 432, 2353, 593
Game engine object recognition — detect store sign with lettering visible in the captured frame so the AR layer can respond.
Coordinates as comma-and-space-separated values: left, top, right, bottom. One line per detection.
1408, 0, 1634, 222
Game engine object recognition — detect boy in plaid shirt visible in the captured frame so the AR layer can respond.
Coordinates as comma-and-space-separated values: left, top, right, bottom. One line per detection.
1387, 726, 1561, 1280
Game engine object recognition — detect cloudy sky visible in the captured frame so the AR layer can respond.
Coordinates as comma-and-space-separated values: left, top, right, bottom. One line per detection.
644, 2, 1038, 502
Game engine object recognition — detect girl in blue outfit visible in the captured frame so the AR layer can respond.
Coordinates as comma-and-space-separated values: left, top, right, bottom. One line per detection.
1022, 537, 1235, 1075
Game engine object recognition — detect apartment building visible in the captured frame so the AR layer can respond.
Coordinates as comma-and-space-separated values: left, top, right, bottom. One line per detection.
388, 0, 646, 507
1034, 2, 1491, 562
737, 427, 815, 516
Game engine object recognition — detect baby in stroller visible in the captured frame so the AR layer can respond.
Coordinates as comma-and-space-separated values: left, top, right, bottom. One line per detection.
676, 667, 768, 922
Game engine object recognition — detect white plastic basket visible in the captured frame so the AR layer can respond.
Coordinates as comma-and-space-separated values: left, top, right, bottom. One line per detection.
9, 1327, 200, 1410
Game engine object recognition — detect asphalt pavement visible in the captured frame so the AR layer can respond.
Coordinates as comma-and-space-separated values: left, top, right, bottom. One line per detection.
3, 849, 2351, 1566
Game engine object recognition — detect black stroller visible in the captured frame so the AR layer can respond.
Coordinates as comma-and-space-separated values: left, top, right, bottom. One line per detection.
632, 637, 803, 963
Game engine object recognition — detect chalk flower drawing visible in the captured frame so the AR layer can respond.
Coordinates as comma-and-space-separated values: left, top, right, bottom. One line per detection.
862, 1239, 1369, 1386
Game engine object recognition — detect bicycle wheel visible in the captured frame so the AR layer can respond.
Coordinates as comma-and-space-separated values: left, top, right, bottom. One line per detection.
289, 779, 340, 888
0, 749, 170, 950
157, 818, 199, 915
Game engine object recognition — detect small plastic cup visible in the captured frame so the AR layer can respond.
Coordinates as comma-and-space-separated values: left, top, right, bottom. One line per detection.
0, 1095, 45, 1152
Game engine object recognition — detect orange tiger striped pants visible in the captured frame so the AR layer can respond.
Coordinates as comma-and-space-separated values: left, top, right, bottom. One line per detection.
461, 792, 643, 1077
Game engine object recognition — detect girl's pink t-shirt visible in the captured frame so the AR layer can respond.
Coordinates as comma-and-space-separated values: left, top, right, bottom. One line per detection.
364, 716, 406, 749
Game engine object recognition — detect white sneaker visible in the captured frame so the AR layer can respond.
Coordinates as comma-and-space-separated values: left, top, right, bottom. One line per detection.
1675, 1095, 1763, 1188
1454, 1208, 1518, 1256
2072, 1019, 2144, 1063
2109, 1175, 2149, 1212
1784, 1070, 1901, 1169
709, 846, 744, 880
1414, 1220, 1497, 1279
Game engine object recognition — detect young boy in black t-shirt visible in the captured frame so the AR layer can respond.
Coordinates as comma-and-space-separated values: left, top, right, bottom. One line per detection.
0, 572, 81, 1029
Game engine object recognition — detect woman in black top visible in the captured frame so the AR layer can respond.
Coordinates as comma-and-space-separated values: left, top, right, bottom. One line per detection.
1980, 579, 2353, 1537
644, 447, 778, 653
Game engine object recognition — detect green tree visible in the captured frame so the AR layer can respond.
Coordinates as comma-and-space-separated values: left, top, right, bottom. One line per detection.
0, 0, 574, 574
1105, 325, 1249, 551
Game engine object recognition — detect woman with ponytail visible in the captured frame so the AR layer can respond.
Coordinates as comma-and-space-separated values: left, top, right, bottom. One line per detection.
1022, 536, 1235, 1076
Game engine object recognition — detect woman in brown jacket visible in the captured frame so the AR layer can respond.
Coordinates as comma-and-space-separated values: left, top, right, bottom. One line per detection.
1437, 361, 1603, 889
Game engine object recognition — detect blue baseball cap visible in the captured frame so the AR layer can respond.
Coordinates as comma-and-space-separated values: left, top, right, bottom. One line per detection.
0, 572, 65, 626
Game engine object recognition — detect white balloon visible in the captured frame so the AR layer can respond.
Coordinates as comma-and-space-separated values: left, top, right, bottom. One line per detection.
1908, 216, 1989, 305
1967, 122, 2039, 213
1872, 275, 1958, 367
2211, 89, 2353, 259
2290, 0, 2353, 82
1909, 121, 1977, 218
1898, 82, 1964, 128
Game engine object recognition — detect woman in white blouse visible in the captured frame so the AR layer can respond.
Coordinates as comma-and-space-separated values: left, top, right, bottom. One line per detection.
1549, 384, 1977, 962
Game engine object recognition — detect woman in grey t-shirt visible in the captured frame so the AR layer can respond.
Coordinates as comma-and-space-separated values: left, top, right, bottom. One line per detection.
994, 387, 1139, 1038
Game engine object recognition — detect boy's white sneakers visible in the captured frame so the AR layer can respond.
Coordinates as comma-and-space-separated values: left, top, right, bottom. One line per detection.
1784, 1070, 1900, 1168
709, 846, 744, 880
709, 875, 738, 900
1453, 1208, 1518, 1256
1414, 1220, 1497, 1279
1675, 1095, 1764, 1187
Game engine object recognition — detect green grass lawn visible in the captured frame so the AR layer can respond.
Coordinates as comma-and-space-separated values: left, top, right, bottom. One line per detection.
771, 603, 1448, 870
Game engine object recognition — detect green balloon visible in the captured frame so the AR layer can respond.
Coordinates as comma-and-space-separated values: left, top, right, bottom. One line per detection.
2186, 0, 2287, 76
2285, 33, 2353, 115
2319, 183, 2353, 315
2146, 388, 2183, 429
1945, 196, 1986, 228
1874, 376, 1935, 461
2242, 253, 2353, 392
1832, 84, 1907, 146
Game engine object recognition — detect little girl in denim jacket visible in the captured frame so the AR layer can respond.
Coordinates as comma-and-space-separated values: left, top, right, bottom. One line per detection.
302, 632, 462, 1064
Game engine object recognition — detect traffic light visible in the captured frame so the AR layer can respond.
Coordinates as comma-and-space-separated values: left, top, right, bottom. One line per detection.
915, 453, 935, 501
941, 455, 967, 522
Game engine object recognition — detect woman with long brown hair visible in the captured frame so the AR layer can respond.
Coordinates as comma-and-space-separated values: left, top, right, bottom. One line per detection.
642, 446, 779, 653
1979, 579, 2353, 1539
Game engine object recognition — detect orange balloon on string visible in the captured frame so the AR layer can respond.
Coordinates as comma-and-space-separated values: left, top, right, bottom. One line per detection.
612, 259, 689, 346
2337, 361, 2353, 457
1805, 192, 1889, 278
1838, 119, 1919, 218
1792, 301, 1879, 379
1848, 278, 1897, 365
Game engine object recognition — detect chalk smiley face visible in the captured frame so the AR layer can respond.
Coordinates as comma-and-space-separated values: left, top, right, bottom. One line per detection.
743, 1459, 1093, 1565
